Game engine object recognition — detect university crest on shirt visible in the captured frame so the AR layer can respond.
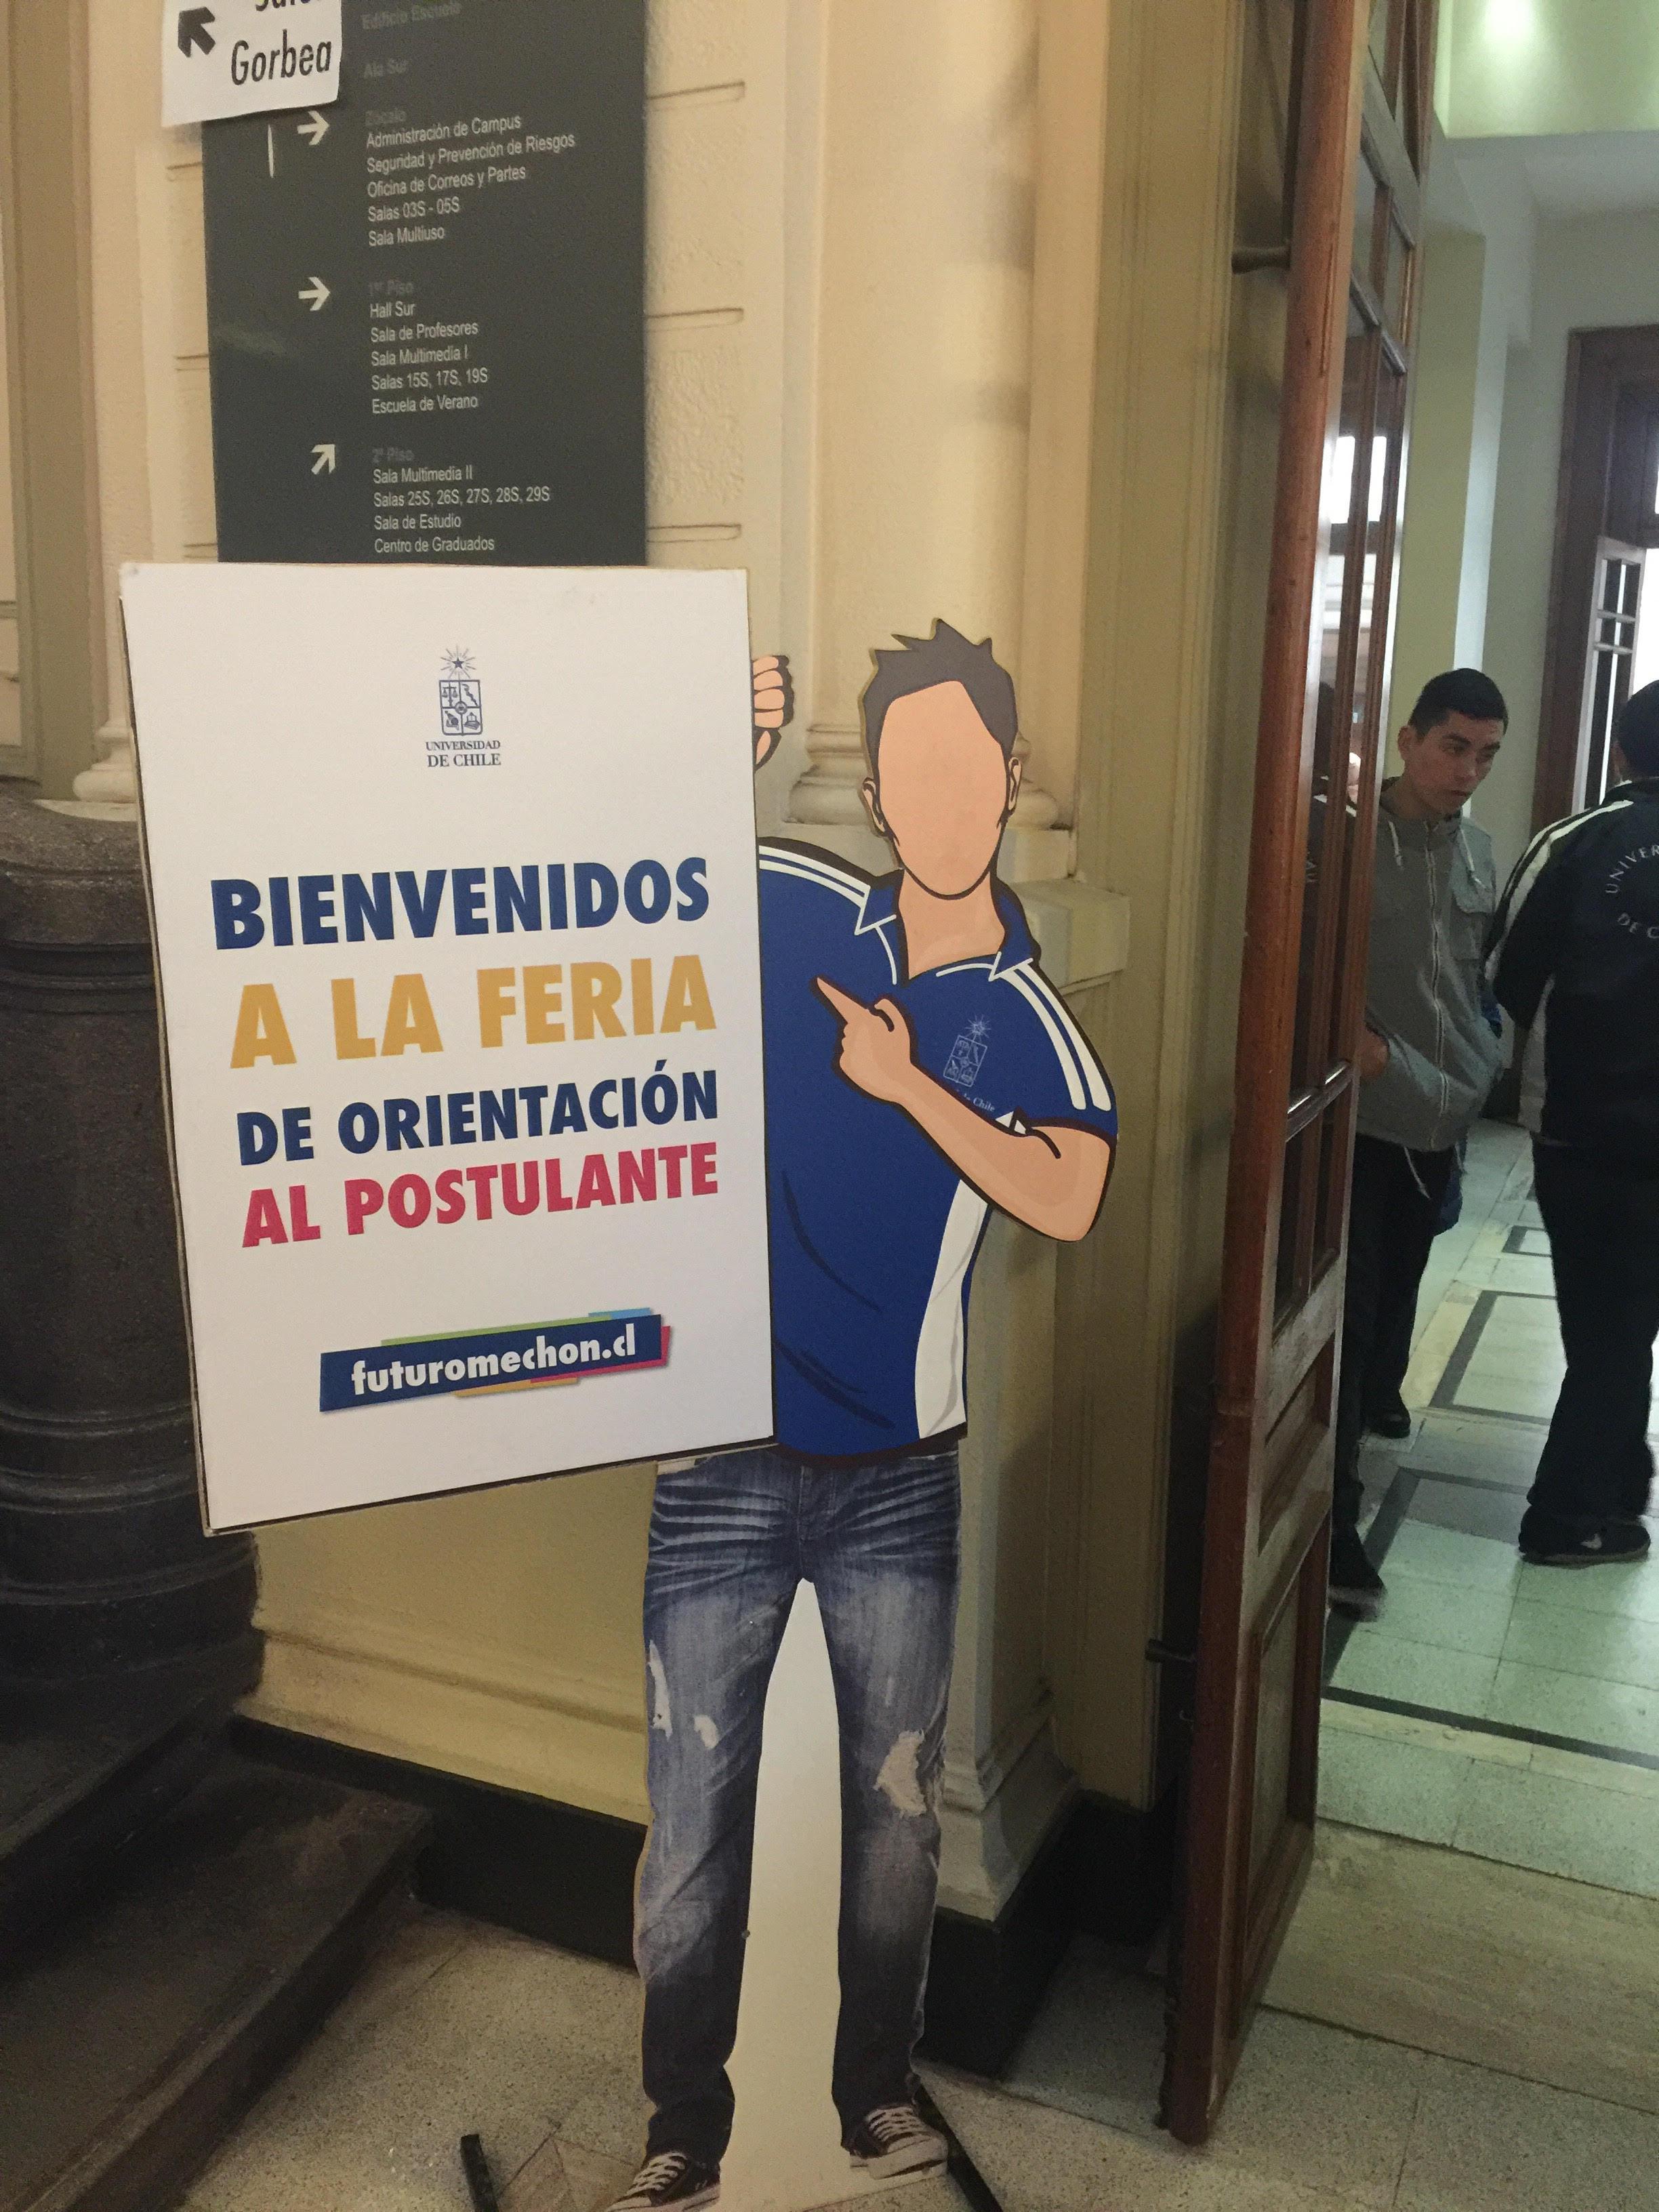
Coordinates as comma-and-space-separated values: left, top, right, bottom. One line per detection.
942, 1019, 990, 1091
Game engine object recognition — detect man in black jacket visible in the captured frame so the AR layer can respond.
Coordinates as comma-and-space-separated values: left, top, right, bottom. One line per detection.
1490, 683, 1659, 1566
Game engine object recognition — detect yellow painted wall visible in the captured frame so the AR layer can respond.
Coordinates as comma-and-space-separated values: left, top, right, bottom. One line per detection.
1391, 226, 1488, 735
255, 1469, 657, 1817
1049, 0, 1250, 1803
9, 0, 1267, 1849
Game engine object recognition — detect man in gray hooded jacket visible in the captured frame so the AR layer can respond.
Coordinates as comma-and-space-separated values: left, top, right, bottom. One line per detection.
1330, 670, 1508, 1616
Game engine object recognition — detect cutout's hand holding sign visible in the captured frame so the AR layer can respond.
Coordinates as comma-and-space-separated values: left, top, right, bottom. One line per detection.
750, 655, 793, 769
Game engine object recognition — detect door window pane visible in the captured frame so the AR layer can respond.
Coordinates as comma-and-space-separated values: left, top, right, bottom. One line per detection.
1318, 356, 1406, 1238
1287, 306, 1368, 1097
1383, 215, 1412, 342
1369, 0, 1403, 112
1352, 157, 1380, 300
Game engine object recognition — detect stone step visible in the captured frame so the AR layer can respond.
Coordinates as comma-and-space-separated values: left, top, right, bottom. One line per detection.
0, 1750, 430, 2212
0, 1641, 260, 1954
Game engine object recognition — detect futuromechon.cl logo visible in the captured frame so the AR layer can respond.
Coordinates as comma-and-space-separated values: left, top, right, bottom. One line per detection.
319, 1311, 668, 1413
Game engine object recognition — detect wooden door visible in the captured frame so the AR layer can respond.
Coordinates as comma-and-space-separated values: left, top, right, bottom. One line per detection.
1162, 0, 1435, 2143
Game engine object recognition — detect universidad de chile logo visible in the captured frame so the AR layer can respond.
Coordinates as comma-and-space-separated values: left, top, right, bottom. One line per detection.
439, 646, 483, 736
942, 1017, 990, 1091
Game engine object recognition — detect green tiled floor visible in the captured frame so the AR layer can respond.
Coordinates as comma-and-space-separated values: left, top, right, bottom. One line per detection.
1515, 1557, 1659, 1624
1377, 1520, 1521, 1593
1331, 1629, 1501, 1713
1452, 1763, 1659, 1900
1316, 1727, 1473, 1847
1486, 1660, 1659, 1759
1356, 1578, 1513, 1658
1502, 1599, 1659, 1693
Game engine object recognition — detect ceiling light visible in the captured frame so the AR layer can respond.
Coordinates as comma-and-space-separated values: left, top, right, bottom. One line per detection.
1483, 0, 1537, 41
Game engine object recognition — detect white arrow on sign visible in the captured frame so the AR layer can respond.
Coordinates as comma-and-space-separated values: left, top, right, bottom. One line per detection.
298, 109, 330, 146
311, 444, 337, 476
299, 278, 331, 314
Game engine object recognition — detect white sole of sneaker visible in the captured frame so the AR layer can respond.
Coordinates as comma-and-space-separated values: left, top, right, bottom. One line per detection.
1521, 1551, 1649, 1569
852, 2141, 948, 2179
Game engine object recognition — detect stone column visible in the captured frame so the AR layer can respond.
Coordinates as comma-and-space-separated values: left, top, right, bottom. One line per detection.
937, 1215, 1071, 1919
0, 792, 256, 1696
790, 0, 1076, 1925
70, 0, 158, 814
787, 0, 1069, 885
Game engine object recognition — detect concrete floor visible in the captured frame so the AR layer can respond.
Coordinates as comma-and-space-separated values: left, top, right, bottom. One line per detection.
180, 1902, 1659, 2211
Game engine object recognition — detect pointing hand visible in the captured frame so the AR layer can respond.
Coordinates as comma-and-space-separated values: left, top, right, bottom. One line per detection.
814, 977, 918, 1105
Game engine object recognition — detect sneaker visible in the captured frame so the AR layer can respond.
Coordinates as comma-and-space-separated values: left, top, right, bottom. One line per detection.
846, 2103, 948, 2179
1328, 1528, 1385, 1620
1365, 1395, 1412, 1440
1519, 1515, 1652, 1568
603, 2152, 720, 2211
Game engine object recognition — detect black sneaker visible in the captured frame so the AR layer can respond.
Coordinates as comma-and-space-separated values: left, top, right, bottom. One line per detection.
1328, 1528, 1386, 1620
1519, 1515, 1652, 1568
1365, 1396, 1412, 1440
846, 2103, 948, 2179
603, 2152, 720, 2210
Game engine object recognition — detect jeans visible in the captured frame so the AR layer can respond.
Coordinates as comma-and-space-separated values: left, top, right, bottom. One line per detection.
636, 1443, 960, 2167
1334, 1135, 1456, 1544
1529, 1144, 1659, 1530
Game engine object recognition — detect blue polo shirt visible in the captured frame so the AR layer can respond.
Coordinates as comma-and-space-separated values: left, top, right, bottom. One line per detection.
760, 842, 1117, 1461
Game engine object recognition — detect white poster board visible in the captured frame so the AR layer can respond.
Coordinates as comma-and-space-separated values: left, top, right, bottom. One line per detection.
122, 563, 773, 1530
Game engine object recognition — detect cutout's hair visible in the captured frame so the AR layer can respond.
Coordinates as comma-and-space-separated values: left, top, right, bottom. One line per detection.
1615, 680, 1659, 776
1408, 668, 1509, 735
860, 620, 1017, 769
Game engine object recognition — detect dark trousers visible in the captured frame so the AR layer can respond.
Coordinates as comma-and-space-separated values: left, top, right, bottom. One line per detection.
636, 1444, 960, 2167
1530, 1144, 1659, 1530
1370, 1153, 1464, 1411
1334, 1135, 1456, 1542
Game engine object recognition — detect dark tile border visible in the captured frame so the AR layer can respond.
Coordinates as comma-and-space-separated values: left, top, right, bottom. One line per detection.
1410, 1465, 1532, 1497
1324, 1465, 1421, 1684
1323, 1685, 1659, 1777
1502, 1225, 1549, 1257
1431, 1288, 1557, 1427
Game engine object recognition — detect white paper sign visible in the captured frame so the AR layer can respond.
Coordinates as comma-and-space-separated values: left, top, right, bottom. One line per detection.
123, 563, 773, 1530
162, 0, 342, 129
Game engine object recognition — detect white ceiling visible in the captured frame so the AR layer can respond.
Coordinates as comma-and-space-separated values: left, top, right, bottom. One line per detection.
1453, 130, 1659, 217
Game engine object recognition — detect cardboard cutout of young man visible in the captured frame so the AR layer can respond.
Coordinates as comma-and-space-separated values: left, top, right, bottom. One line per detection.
611, 625, 1117, 2212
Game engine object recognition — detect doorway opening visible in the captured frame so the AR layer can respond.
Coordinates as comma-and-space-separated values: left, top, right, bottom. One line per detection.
1537, 327, 1659, 823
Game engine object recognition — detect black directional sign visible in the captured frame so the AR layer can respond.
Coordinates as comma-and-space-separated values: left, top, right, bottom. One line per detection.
201, 0, 644, 565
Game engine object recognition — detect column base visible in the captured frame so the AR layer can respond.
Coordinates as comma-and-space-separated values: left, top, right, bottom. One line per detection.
938, 1696, 1077, 1921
